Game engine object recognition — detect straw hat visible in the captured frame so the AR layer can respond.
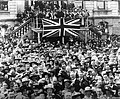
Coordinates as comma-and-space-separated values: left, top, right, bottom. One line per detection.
84, 87, 92, 92
44, 84, 54, 89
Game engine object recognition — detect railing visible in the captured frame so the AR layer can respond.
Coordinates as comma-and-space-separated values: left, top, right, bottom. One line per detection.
10, 18, 32, 38
7, 15, 96, 45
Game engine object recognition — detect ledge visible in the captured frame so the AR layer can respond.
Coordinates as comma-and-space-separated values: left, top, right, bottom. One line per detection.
0, 10, 10, 13
93, 9, 112, 12
0, 18, 17, 22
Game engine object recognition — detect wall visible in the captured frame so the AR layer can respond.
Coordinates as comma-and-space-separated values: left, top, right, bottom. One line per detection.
15, 0, 25, 13
83, 1, 120, 35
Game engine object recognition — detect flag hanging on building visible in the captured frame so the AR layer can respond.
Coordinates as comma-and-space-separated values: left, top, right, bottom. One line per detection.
42, 18, 86, 40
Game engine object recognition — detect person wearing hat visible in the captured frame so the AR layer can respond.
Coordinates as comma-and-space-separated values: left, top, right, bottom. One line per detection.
83, 87, 92, 99
24, 61, 31, 73
0, 82, 9, 97
95, 88, 106, 99
62, 79, 72, 96
44, 84, 55, 99
30, 62, 39, 75
72, 92, 84, 99
42, 71, 51, 84
55, 72, 64, 92
31, 84, 42, 99
103, 86, 113, 99
35, 91, 46, 99
20, 77, 33, 99
14, 58, 22, 66
7, 91, 15, 99
63, 92, 72, 99
70, 82, 84, 99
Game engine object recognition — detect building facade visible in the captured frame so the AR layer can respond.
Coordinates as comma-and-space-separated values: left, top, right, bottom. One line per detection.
0, 0, 26, 26
0, 0, 120, 35
74, 0, 120, 35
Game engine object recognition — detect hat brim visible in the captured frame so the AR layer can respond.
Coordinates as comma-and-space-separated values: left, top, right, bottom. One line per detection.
42, 72, 51, 77
30, 62, 38, 65
85, 90, 92, 92
29, 75, 40, 81
64, 80, 72, 83
72, 94, 83, 98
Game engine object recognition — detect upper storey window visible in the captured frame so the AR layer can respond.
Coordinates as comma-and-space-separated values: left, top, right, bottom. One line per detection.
97, 1, 105, 10
0, 1, 8, 11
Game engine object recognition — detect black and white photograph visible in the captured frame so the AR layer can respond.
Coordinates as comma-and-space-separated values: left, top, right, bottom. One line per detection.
0, 0, 120, 99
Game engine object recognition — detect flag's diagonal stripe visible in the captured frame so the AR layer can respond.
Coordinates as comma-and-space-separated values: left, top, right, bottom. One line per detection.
65, 19, 76, 24
43, 18, 59, 25
42, 29, 58, 37
46, 30, 59, 37
63, 29, 65, 36
64, 28, 78, 37
66, 19, 80, 25
42, 20, 56, 25
58, 29, 61, 37
66, 24, 80, 27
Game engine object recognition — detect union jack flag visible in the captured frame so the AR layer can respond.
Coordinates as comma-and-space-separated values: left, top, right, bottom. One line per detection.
32, 18, 89, 42
42, 18, 85, 39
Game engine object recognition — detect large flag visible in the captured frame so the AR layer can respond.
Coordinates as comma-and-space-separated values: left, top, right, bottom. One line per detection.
42, 18, 86, 41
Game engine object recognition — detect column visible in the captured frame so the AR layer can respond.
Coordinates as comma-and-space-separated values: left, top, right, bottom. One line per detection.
59, 1, 62, 10
85, 31, 87, 43
38, 32, 41, 43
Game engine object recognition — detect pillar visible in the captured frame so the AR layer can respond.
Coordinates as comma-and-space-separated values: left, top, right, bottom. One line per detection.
38, 32, 41, 43
59, 1, 62, 10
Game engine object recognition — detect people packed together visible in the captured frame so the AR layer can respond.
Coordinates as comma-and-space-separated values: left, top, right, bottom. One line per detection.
0, 34, 120, 99
16, 1, 89, 23
1, 1, 120, 99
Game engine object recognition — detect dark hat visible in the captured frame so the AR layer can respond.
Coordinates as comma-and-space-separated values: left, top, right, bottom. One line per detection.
33, 84, 40, 90
30, 61, 38, 65
42, 71, 51, 77
72, 92, 84, 99
1, 61, 8, 66
115, 70, 120, 74
104, 86, 114, 94
39, 91, 47, 96
18, 64, 23, 67
56, 54, 63, 58
64, 79, 71, 83
29, 75, 40, 81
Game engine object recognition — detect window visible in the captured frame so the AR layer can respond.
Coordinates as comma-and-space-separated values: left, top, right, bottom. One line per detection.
0, 1, 8, 11
97, 1, 104, 9
118, 1, 120, 12
97, 1, 108, 10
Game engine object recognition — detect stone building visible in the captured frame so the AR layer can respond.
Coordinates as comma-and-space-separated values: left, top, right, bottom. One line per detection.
0, 0, 26, 26
74, 0, 120, 35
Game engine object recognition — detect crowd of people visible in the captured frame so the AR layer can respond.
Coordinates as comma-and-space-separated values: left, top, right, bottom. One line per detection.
1, 1, 120, 99
0, 32, 120, 99
16, 1, 89, 25
35, 1, 89, 20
